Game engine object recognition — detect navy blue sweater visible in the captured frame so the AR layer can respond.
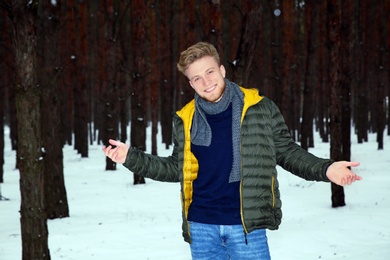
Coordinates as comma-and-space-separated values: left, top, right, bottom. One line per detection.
188, 104, 241, 225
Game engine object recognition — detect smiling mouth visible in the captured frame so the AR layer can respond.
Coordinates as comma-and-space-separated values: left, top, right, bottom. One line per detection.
204, 85, 216, 93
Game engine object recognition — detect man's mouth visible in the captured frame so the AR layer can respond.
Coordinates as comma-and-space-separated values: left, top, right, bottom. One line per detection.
204, 85, 216, 93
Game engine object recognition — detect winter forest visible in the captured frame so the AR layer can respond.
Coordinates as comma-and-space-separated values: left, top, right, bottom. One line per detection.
0, 0, 389, 259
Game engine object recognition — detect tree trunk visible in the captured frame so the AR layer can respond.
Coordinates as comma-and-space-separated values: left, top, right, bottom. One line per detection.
158, 0, 173, 150
63, 0, 77, 146
0, 68, 3, 183
301, 2, 318, 150
328, 0, 344, 208
280, 0, 294, 137
374, 0, 386, 150
175, 0, 196, 109
102, 0, 120, 171
355, 0, 369, 143
148, 0, 159, 156
10, 1, 51, 258
0, 10, 5, 183
37, 0, 69, 219
328, 0, 354, 208
130, 0, 148, 184
317, 0, 329, 143
232, 1, 262, 87
74, 1, 89, 157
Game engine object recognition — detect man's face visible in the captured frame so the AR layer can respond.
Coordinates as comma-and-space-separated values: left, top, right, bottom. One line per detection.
185, 56, 226, 103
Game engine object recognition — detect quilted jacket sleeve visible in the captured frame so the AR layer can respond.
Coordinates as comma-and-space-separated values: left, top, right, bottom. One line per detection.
122, 127, 180, 183
270, 99, 333, 182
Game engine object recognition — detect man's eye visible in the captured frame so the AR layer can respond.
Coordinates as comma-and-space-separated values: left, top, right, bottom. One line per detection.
194, 77, 200, 82
208, 70, 214, 74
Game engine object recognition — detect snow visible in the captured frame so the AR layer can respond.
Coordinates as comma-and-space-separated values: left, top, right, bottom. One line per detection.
1, 126, 390, 260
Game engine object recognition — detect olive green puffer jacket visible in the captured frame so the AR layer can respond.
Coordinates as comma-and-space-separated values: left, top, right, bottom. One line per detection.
123, 87, 332, 243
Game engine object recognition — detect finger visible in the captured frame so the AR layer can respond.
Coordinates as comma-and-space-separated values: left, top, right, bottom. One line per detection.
109, 139, 121, 147
345, 161, 360, 167
104, 145, 115, 156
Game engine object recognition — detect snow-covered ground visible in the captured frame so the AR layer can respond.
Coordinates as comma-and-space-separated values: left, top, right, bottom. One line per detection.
1, 126, 389, 260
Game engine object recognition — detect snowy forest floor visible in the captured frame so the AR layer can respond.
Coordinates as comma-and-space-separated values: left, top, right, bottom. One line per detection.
1, 127, 390, 260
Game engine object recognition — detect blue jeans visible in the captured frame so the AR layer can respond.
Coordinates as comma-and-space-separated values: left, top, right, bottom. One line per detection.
189, 222, 271, 260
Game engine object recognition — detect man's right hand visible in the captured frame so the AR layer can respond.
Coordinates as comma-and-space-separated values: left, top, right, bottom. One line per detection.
102, 139, 129, 164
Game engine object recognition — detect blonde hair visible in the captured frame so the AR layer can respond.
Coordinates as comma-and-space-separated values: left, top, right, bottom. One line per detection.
177, 42, 220, 76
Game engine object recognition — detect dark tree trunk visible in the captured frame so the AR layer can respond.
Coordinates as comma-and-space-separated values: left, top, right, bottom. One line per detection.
175, 0, 196, 109
102, 0, 120, 171
63, 0, 76, 146
387, 0, 390, 137
118, 1, 131, 144
328, 0, 345, 208
130, 0, 148, 184
328, 0, 354, 208
280, 0, 294, 138
0, 69, 3, 183
301, 2, 318, 150
355, 0, 369, 143
148, 0, 159, 156
96, 1, 108, 145
292, 4, 304, 143
339, 0, 352, 166
9, 1, 51, 258
74, 1, 89, 157
232, 1, 262, 87
224, 0, 241, 79
201, 0, 222, 54
37, 0, 69, 220
317, 0, 329, 143
0, 9, 5, 183
374, 0, 386, 150
158, 0, 173, 150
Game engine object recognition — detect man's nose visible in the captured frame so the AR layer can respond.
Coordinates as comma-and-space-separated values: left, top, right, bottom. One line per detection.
203, 75, 211, 85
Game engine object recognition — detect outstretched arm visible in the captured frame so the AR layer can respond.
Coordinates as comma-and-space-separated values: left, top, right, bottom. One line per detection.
326, 161, 362, 186
102, 139, 129, 164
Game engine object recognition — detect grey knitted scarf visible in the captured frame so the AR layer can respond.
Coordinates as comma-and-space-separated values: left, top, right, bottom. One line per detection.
191, 78, 244, 183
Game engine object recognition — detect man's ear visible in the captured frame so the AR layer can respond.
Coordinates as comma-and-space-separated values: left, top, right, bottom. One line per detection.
220, 65, 226, 78
189, 80, 194, 89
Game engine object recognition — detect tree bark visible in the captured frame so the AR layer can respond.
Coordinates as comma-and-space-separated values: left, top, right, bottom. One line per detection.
130, 0, 148, 184
328, 0, 354, 208
374, 0, 386, 150
37, 0, 69, 219
232, 1, 262, 87
74, 1, 89, 157
9, 1, 51, 258
148, 1, 159, 156
301, 1, 318, 150
157, 0, 173, 150
280, 0, 294, 138
102, 0, 120, 171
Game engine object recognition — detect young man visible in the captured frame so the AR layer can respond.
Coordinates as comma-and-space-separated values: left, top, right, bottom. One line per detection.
103, 42, 362, 260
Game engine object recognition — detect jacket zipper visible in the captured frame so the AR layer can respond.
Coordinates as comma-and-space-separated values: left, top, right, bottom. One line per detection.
271, 175, 276, 208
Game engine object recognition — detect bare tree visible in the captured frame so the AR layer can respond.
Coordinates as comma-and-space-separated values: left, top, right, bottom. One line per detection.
130, 0, 148, 184
8, 1, 51, 258
328, 0, 353, 207
354, 0, 369, 143
148, 0, 159, 156
157, 0, 174, 149
74, 1, 90, 157
232, 1, 262, 87
374, 0, 386, 150
37, 0, 69, 219
0, 9, 5, 183
317, 0, 330, 143
280, 0, 295, 137
301, 1, 319, 150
